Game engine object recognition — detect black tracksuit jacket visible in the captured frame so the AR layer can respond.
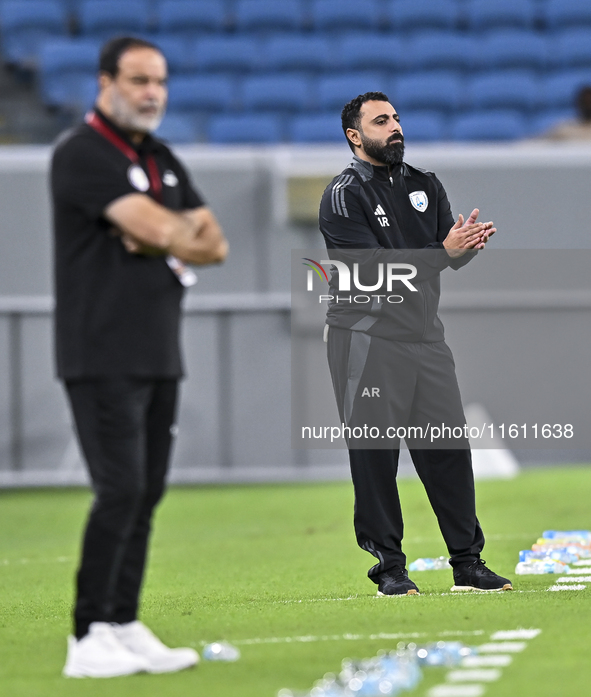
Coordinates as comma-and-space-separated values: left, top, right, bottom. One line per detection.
319, 155, 474, 342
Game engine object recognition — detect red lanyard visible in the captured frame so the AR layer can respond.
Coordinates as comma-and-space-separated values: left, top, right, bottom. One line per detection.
85, 111, 162, 202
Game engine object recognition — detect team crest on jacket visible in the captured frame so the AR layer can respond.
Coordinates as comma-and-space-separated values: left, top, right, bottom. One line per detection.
409, 190, 428, 212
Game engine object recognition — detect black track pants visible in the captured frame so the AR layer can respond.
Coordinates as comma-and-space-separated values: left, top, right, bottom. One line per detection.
65, 378, 178, 638
327, 326, 485, 581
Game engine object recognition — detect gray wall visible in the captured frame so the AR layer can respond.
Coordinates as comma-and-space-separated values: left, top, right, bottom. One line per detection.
1, 143, 591, 485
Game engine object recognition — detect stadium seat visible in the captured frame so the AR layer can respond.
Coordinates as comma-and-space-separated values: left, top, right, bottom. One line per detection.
335, 33, 405, 72
543, 69, 591, 109
451, 110, 528, 141
390, 71, 463, 112
465, 0, 536, 31
44, 72, 98, 112
263, 35, 333, 72
153, 36, 197, 74
240, 74, 312, 112
77, 0, 151, 40
289, 113, 343, 142
310, 0, 381, 32
155, 113, 200, 143
543, 0, 591, 30
155, 0, 227, 37
234, 0, 304, 33
317, 72, 387, 112
38, 39, 100, 108
531, 109, 576, 136
468, 70, 540, 111
207, 114, 283, 143
404, 32, 476, 72
551, 29, 591, 70
385, 0, 460, 32
471, 31, 549, 72
167, 75, 236, 112
193, 36, 261, 73
397, 111, 447, 142
0, 1, 68, 67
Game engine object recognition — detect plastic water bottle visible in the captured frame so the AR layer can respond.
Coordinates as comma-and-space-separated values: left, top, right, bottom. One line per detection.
542, 530, 591, 541
408, 556, 450, 571
415, 641, 474, 667
515, 560, 569, 575
202, 641, 241, 661
519, 549, 578, 564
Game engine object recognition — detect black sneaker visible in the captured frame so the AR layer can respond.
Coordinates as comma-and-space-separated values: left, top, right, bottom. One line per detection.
451, 559, 513, 592
377, 567, 420, 596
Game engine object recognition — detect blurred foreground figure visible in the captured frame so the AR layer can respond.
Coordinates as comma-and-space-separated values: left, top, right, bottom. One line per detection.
319, 92, 512, 597
541, 86, 591, 140
51, 36, 227, 678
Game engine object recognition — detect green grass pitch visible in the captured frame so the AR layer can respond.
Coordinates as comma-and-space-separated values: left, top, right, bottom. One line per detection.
1, 466, 590, 696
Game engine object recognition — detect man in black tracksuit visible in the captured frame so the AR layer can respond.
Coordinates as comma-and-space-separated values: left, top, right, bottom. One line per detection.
320, 92, 513, 596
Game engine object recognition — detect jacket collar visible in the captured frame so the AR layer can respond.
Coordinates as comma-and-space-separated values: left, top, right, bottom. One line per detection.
350, 154, 408, 181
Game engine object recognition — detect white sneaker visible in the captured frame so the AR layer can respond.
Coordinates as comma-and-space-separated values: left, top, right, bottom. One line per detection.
112, 621, 199, 674
63, 622, 151, 678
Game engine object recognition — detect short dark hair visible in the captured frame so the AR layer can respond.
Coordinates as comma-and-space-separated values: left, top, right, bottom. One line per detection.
341, 91, 390, 152
99, 36, 163, 77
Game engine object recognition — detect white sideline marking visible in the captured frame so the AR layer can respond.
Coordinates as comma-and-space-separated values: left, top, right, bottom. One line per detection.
428, 686, 485, 697
1, 556, 72, 566
478, 642, 527, 653
447, 669, 501, 682
548, 584, 587, 591
557, 576, 591, 583
461, 655, 513, 667
490, 629, 541, 640
227, 629, 485, 647
573, 560, 591, 566
567, 569, 591, 575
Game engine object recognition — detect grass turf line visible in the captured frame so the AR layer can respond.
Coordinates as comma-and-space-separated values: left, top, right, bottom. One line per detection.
0, 467, 590, 696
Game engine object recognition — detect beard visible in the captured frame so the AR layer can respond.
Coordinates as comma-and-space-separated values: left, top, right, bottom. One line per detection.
360, 132, 405, 166
110, 90, 165, 134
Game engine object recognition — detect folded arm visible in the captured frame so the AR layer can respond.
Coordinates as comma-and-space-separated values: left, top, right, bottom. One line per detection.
105, 193, 228, 265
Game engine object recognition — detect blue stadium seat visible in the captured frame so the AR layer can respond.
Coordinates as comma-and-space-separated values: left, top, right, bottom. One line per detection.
465, 0, 536, 31
153, 36, 197, 74
167, 75, 235, 111
310, 0, 381, 32
77, 0, 150, 40
531, 109, 576, 136
335, 33, 404, 72
289, 114, 344, 142
543, 0, 591, 30
390, 71, 463, 112
263, 35, 333, 72
155, 113, 200, 143
234, 0, 304, 32
385, 0, 460, 32
240, 74, 312, 112
44, 72, 97, 112
471, 31, 549, 71
543, 70, 591, 108
552, 29, 591, 70
317, 72, 387, 112
404, 32, 476, 72
156, 1, 227, 36
397, 111, 447, 142
193, 36, 261, 72
468, 70, 540, 111
451, 110, 528, 141
38, 39, 100, 108
207, 114, 283, 143
0, 1, 68, 67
